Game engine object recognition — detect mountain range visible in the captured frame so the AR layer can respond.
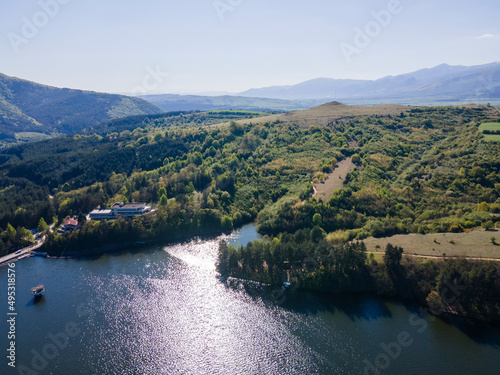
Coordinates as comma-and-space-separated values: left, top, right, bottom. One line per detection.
1, 62, 499, 148
138, 63, 500, 113
0, 73, 163, 145
240, 62, 500, 103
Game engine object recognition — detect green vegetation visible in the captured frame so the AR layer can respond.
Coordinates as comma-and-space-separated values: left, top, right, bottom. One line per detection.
15, 132, 52, 142
363, 229, 500, 259
1, 101, 499, 321
217, 233, 500, 322
257, 107, 500, 239
0, 223, 34, 255
0, 104, 499, 261
37, 218, 49, 232
0, 73, 163, 147
479, 122, 500, 141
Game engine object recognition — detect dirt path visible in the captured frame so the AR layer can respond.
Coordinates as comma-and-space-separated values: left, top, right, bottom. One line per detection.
369, 251, 500, 262
313, 158, 356, 201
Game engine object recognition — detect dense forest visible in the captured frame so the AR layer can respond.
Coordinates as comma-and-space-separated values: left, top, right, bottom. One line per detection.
217, 231, 500, 322
0, 105, 499, 263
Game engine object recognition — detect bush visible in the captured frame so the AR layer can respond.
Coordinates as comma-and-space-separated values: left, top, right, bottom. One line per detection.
221, 215, 233, 232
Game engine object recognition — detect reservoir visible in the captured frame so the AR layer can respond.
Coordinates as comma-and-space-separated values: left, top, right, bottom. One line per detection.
1, 224, 499, 374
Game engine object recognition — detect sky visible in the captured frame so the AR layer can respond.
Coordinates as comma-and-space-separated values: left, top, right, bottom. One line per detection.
1, 0, 499, 95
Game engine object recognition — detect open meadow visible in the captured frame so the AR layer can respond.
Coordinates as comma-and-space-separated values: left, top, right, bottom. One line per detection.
364, 228, 500, 260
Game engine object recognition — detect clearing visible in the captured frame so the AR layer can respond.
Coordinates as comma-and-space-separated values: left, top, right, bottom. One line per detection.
15, 132, 52, 142
313, 158, 357, 201
364, 228, 500, 260
479, 122, 500, 141
212, 102, 412, 129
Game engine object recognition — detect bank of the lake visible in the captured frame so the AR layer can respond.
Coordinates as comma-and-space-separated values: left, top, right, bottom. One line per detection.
41, 221, 500, 324
1, 224, 500, 375
218, 229, 500, 324
42, 220, 236, 258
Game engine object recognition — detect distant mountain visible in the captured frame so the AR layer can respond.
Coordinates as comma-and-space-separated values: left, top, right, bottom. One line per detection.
0, 73, 164, 145
240, 63, 500, 104
138, 93, 325, 112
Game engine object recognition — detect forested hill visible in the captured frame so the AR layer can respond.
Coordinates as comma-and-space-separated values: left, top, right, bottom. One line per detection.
0, 102, 499, 259
0, 73, 164, 146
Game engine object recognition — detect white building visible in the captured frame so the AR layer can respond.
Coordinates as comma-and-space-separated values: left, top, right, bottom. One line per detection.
111, 202, 152, 217
88, 209, 112, 220
89, 203, 152, 220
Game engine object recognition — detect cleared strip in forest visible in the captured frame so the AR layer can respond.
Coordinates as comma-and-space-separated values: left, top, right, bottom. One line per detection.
313, 158, 357, 201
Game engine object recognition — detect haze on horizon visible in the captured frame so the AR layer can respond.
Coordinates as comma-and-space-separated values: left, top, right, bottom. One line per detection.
1, 0, 499, 95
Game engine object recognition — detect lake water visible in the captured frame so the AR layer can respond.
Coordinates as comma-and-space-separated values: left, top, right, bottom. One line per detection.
1, 224, 500, 374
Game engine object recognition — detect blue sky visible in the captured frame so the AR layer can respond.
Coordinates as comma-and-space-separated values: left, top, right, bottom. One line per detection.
1, 0, 499, 94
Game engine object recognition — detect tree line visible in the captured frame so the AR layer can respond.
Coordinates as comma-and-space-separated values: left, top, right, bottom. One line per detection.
217, 232, 500, 322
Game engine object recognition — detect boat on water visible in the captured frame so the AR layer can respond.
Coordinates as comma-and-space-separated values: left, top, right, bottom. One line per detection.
31, 284, 45, 297
31, 252, 48, 257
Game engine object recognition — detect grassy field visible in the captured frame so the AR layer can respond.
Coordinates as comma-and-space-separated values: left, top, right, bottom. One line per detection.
213, 102, 412, 129
364, 228, 500, 260
15, 132, 52, 142
213, 103, 499, 132
479, 122, 500, 141
313, 158, 357, 201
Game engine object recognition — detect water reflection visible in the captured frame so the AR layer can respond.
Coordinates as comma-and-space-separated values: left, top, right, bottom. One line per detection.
1, 224, 500, 374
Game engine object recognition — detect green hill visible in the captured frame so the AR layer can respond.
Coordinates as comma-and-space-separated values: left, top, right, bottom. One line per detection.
0, 73, 164, 146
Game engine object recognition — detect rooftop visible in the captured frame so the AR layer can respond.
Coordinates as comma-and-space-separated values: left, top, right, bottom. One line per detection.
63, 219, 78, 227
111, 202, 146, 209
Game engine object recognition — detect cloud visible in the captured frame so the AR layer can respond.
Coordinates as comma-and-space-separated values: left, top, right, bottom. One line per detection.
478, 33, 500, 39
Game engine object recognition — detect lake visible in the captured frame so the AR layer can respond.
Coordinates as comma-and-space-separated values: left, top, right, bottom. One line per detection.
1, 224, 499, 374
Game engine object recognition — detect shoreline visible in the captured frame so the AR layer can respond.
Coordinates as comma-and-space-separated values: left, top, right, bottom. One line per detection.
223, 274, 500, 325
48, 241, 154, 258
43, 224, 243, 258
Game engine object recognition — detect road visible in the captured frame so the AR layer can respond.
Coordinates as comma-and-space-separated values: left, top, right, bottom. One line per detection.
0, 224, 54, 267
0, 239, 45, 266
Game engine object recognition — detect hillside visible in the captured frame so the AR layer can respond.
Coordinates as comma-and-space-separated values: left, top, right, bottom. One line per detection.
138, 93, 324, 112
0, 99, 499, 322
0, 73, 164, 146
216, 102, 413, 129
241, 62, 500, 104
0, 101, 498, 238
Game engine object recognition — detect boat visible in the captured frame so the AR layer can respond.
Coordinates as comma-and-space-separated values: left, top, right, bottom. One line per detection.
31, 284, 45, 297
31, 252, 48, 257
283, 282, 291, 288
